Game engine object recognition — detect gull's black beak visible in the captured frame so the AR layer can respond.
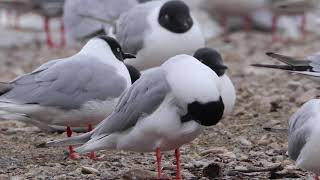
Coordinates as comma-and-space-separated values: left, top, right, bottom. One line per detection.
217, 64, 228, 70
123, 53, 136, 59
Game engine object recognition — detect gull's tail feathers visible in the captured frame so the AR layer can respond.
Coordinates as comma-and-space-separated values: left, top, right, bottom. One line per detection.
46, 131, 93, 147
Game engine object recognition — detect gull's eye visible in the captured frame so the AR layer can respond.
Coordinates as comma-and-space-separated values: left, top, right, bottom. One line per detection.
164, 14, 169, 21
117, 48, 121, 53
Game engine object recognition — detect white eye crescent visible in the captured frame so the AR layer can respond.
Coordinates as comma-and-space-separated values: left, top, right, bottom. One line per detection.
164, 15, 169, 20
117, 48, 120, 52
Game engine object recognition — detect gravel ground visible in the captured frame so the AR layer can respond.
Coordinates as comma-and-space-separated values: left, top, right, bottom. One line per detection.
0, 28, 320, 179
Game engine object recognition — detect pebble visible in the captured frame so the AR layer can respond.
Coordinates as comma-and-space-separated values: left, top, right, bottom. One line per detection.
122, 169, 159, 180
238, 137, 252, 146
222, 152, 237, 159
81, 166, 99, 175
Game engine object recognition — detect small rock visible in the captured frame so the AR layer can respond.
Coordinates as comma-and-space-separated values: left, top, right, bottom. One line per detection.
287, 81, 301, 91
200, 147, 228, 156
258, 134, 272, 145
122, 169, 162, 180
234, 165, 248, 171
223, 152, 237, 159
238, 137, 252, 146
81, 166, 99, 175
203, 162, 222, 179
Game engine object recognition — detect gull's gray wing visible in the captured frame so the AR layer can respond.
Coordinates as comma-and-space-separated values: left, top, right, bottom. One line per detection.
64, 0, 138, 40
115, 1, 160, 54
288, 99, 320, 161
92, 68, 170, 138
1, 55, 128, 110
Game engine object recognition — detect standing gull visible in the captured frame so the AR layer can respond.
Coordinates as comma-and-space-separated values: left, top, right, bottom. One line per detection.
0, 36, 138, 159
288, 99, 320, 180
268, 0, 319, 42
202, 0, 266, 37
46, 52, 235, 179
112, 0, 205, 71
32, 0, 66, 48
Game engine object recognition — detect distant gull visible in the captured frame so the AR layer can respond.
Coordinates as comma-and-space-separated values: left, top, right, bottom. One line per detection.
268, 0, 319, 42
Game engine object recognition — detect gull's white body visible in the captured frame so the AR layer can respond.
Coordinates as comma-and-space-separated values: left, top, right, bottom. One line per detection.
220, 74, 236, 115
288, 99, 320, 175
94, 93, 203, 152
122, 1, 205, 71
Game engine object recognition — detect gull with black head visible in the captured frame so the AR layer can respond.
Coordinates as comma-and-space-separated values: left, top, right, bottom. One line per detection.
112, 0, 205, 71
46, 49, 236, 179
0, 36, 139, 160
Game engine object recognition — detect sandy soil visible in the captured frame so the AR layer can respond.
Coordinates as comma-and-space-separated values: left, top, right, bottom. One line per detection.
0, 29, 320, 179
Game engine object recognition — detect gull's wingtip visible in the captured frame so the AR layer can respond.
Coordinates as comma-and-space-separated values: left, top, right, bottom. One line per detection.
46, 132, 92, 147
265, 52, 275, 56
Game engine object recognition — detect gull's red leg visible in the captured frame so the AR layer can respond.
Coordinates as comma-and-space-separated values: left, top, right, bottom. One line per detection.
156, 148, 162, 179
272, 15, 279, 43
13, 14, 20, 30
300, 14, 307, 41
44, 16, 54, 48
244, 15, 251, 33
87, 124, 97, 160
66, 126, 80, 159
59, 17, 66, 48
175, 148, 182, 180
315, 175, 319, 180
220, 16, 230, 41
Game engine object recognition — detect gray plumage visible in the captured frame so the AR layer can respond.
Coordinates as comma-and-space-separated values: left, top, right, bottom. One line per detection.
64, 0, 139, 40
93, 68, 170, 136
47, 68, 170, 147
1, 55, 127, 110
115, 2, 156, 54
307, 53, 320, 72
288, 99, 318, 161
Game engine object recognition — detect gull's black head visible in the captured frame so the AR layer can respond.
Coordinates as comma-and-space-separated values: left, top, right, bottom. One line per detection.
181, 97, 225, 126
158, 0, 193, 33
125, 64, 141, 83
193, 48, 228, 77
97, 35, 135, 61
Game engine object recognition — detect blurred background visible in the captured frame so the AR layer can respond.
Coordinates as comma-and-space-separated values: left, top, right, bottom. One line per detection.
1, 0, 320, 179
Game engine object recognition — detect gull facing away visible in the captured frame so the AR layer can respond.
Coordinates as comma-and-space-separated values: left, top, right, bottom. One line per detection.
63, 0, 149, 41
0, 36, 138, 159
288, 99, 320, 180
46, 50, 236, 179
251, 52, 320, 80
193, 48, 236, 116
111, 0, 205, 71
